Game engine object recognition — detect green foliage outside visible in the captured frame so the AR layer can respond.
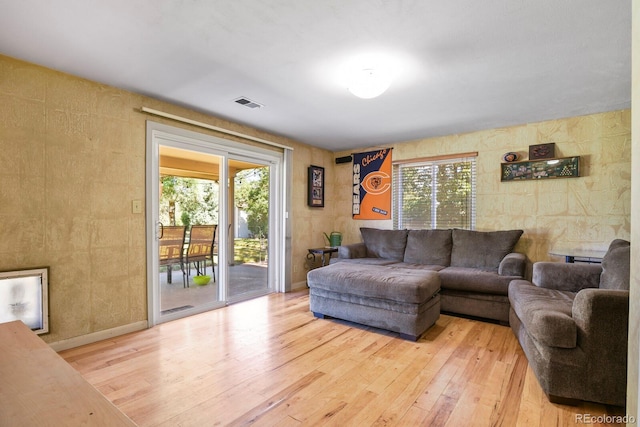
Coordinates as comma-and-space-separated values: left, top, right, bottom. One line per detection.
160, 176, 219, 227
159, 167, 270, 265
397, 166, 433, 229
160, 167, 269, 236
234, 167, 270, 238
396, 161, 473, 229
435, 161, 473, 228
234, 238, 267, 264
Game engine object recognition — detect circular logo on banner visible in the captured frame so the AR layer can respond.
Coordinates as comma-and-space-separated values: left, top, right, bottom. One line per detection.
361, 171, 391, 195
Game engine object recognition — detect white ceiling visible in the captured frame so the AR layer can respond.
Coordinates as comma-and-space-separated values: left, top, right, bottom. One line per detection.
0, 0, 631, 151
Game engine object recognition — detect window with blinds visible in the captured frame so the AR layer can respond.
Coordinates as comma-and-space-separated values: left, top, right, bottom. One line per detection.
392, 154, 477, 230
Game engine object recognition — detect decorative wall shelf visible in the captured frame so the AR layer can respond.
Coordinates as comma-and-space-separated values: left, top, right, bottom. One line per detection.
501, 156, 580, 182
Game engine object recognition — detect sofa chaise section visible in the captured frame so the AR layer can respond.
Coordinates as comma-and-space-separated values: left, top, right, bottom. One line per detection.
307, 262, 441, 341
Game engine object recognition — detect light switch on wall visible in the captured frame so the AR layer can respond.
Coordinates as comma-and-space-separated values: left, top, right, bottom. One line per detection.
132, 200, 143, 214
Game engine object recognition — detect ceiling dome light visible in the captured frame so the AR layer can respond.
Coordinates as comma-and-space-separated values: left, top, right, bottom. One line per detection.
348, 68, 391, 99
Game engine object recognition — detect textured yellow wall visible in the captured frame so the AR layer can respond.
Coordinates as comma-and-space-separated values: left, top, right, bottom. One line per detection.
291, 146, 337, 279
333, 110, 631, 265
0, 54, 317, 342
0, 57, 145, 342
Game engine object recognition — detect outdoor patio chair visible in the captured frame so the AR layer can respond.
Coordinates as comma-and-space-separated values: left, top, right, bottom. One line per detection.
185, 225, 217, 284
159, 225, 187, 287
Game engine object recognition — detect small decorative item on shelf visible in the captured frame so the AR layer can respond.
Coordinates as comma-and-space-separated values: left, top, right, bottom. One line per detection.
529, 143, 556, 160
502, 152, 519, 162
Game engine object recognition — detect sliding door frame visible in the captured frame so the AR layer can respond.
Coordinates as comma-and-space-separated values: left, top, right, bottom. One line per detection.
145, 121, 287, 327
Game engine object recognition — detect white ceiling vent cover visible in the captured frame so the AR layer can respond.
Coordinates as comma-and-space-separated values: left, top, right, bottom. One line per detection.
234, 97, 263, 109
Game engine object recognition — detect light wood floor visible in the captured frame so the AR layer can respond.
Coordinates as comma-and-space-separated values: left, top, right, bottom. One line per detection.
60, 290, 626, 426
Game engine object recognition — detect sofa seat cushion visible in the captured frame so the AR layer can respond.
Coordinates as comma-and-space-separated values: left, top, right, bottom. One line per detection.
403, 229, 453, 265
307, 263, 440, 304
509, 280, 577, 349
438, 267, 516, 295
450, 229, 523, 272
333, 258, 398, 266
387, 262, 446, 272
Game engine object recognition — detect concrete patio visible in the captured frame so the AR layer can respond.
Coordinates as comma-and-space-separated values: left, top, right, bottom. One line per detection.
160, 261, 269, 314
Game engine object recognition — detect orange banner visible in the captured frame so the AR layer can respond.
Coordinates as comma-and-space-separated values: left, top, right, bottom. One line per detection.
352, 148, 392, 220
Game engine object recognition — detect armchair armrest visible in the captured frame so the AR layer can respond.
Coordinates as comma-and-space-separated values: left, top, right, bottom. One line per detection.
498, 252, 526, 277
532, 262, 602, 292
572, 289, 629, 388
573, 289, 629, 336
338, 242, 367, 259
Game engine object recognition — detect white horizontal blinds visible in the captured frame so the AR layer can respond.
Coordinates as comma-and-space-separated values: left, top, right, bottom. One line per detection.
434, 157, 476, 228
393, 154, 477, 230
393, 162, 434, 229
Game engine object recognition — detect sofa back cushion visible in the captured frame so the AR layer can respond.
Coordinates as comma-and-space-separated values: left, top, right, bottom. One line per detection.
360, 228, 408, 260
600, 239, 631, 290
450, 229, 523, 271
403, 229, 453, 266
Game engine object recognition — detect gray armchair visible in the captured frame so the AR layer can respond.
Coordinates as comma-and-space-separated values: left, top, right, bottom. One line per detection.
508, 239, 630, 406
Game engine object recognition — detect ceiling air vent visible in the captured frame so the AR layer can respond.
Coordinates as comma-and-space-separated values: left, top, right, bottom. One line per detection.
234, 97, 263, 109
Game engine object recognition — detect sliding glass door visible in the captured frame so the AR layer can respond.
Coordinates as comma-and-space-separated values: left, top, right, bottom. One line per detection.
157, 147, 223, 316
146, 122, 284, 325
228, 161, 270, 302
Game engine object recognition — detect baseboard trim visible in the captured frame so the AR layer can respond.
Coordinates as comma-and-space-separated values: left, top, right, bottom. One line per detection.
291, 280, 308, 291
49, 320, 149, 352
50, 284, 309, 352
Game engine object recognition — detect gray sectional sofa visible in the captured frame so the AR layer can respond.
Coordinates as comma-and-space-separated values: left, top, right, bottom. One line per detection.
307, 227, 526, 338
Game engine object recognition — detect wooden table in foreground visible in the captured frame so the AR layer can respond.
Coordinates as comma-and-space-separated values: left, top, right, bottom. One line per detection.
0, 320, 136, 426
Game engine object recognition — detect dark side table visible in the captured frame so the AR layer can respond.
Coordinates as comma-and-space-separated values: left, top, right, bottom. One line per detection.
549, 248, 606, 264
307, 247, 338, 268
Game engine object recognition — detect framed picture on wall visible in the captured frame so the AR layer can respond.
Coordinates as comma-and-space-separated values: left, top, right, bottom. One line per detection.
501, 156, 580, 181
308, 165, 324, 207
